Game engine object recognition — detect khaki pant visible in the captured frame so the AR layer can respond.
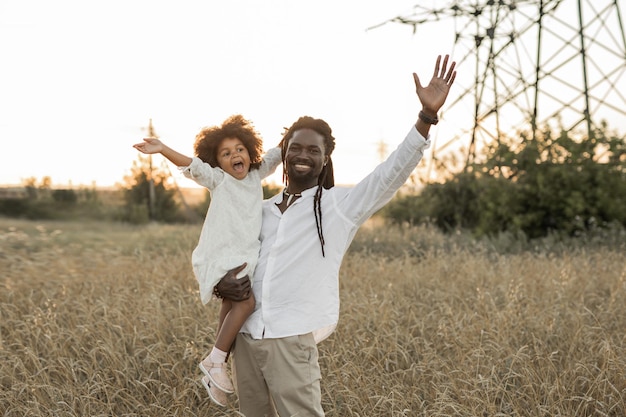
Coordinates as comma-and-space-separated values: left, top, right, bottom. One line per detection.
232, 332, 324, 417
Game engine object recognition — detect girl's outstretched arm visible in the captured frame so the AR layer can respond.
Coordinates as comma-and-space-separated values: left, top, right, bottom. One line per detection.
133, 138, 193, 167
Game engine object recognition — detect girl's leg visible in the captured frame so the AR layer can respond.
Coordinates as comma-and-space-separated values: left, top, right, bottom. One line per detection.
214, 293, 255, 352
217, 298, 232, 338
201, 294, 255, 395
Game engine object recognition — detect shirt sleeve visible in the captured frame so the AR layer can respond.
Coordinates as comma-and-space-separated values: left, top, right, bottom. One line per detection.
257, 147, 282, 179
179, 157, 224, 189
336, 125, 431, 225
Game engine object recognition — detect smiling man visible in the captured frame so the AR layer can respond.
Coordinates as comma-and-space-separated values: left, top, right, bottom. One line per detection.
215, 54, 458, 416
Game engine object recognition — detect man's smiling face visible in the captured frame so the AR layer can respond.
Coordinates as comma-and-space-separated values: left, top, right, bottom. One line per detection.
285, 128, 327, 189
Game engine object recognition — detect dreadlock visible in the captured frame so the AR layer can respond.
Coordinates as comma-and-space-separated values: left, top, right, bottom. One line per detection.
280, 116, 336, 256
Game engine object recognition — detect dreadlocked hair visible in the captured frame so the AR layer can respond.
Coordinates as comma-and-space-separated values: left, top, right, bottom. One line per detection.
280, 116, 336, 256
193, 114, 264, 170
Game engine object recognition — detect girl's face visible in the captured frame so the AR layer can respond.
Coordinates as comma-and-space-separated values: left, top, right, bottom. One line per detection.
217, 137, 252, 180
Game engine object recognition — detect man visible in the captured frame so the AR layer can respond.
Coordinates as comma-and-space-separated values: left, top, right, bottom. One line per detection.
215, 54, 457, 416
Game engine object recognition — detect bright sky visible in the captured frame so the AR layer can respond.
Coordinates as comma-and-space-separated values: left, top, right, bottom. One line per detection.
0, 0, 461, 188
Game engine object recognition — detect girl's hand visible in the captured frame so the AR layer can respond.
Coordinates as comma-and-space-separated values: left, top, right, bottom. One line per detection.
133, 137, 163, 154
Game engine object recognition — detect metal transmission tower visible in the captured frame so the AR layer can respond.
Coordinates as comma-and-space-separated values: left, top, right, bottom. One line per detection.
375, 0, 626, 174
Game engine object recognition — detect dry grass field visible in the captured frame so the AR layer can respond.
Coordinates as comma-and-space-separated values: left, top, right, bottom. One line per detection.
1, 218, 625, 416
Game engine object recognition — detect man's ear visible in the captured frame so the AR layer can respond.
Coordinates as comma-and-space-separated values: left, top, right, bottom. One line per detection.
324, 155, 329, 166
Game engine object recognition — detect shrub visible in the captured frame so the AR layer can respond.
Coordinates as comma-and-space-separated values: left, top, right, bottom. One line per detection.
384, 122, 626, 239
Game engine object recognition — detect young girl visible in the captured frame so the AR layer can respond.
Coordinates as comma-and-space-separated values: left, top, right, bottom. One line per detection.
133, 115, 281, 407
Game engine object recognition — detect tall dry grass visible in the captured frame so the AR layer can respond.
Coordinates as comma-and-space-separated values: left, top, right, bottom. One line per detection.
1, 218, 624, 416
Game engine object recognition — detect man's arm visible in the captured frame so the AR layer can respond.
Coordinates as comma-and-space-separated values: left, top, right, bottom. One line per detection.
336, 54, 458, 225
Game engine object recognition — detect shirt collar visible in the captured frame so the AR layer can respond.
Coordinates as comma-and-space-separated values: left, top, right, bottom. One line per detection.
272, 185, 319, 203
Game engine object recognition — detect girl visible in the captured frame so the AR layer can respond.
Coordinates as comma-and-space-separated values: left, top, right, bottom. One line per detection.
133, 115, 281, 407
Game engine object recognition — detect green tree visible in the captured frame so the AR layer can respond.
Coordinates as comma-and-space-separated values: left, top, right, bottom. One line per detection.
52, 189, 78, 204
384, 122, 626, 238
488, 123, 626, 237
122, 155, 180, 223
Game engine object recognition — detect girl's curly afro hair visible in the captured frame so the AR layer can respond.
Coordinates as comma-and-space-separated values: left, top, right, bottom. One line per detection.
193, 114, 264, 170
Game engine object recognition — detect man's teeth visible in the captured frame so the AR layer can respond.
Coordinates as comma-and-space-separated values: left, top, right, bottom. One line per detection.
295, 164, 309, 169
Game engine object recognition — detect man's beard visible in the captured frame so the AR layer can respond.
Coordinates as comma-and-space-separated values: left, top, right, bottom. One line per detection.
286, 164, 321, 186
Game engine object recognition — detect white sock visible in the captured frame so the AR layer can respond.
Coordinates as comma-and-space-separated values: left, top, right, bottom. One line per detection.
208, 347, 228, 366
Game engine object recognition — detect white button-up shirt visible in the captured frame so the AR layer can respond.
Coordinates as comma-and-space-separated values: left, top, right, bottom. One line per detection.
240, 126, 430, 343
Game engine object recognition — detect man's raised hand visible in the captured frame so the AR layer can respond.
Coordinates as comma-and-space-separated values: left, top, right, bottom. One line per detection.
413, 54, 457, 115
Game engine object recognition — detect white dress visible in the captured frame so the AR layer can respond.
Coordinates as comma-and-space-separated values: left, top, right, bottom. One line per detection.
180, 148, 282, 304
